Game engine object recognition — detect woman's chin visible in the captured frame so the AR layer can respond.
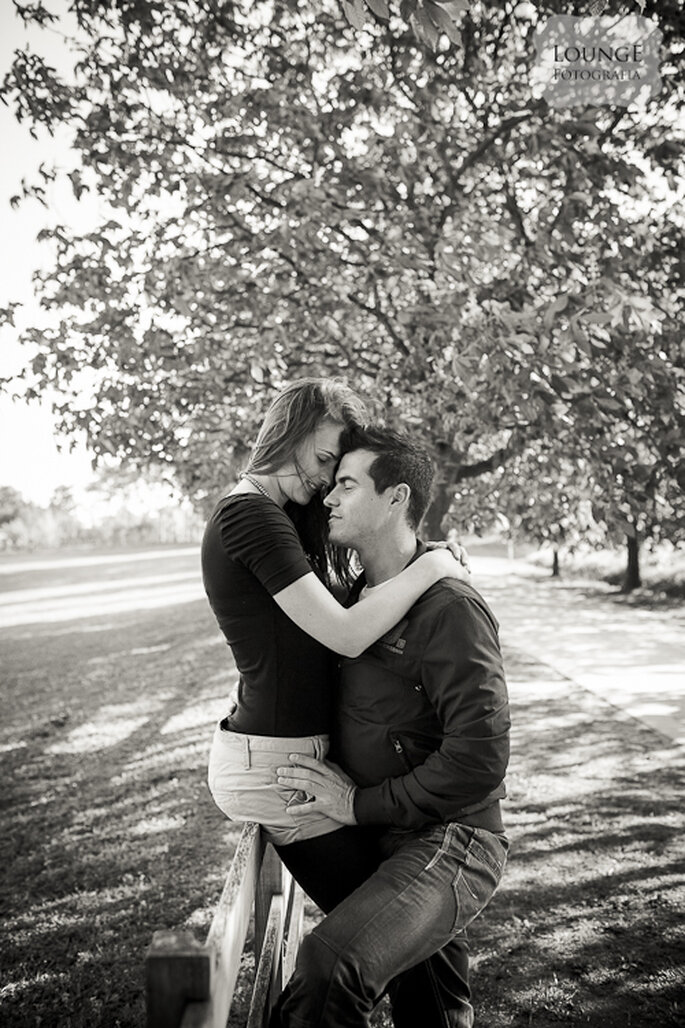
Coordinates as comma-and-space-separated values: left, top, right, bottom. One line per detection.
289, 488, 315, 507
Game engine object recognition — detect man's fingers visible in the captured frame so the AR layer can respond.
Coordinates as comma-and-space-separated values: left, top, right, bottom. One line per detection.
289, 798, 325, 819
323, 758, 356, 786
277, 769, 316, 790
286, 752, 322, 770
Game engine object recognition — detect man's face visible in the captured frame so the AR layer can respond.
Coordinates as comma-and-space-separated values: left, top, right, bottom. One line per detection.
324, 449, 391, 549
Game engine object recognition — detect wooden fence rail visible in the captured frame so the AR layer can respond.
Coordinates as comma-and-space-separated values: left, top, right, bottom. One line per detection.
146, 822, 304, 1028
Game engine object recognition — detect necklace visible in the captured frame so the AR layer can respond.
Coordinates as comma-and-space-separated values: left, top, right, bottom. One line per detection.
240, 472, 275, 501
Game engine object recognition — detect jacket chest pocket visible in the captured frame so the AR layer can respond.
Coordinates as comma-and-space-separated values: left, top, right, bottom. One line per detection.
339, 656, 420, 710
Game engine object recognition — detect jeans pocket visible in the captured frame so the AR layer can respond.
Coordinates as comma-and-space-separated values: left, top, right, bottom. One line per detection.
424, 822, 461, 871
451, 831, 505, 934
469, 829, 509, 878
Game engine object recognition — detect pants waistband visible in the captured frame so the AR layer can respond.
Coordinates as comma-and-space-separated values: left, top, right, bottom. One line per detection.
214, 721, 329, 769
218, 720, 329, 752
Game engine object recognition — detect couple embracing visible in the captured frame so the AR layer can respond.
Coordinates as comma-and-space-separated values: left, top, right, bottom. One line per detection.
201, 378, 510, 1028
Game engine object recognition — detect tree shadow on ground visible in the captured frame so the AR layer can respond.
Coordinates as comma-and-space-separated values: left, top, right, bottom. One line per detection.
2, 614, 683, 1027
1, 599, 239, 1028
467, 647, 685, 1027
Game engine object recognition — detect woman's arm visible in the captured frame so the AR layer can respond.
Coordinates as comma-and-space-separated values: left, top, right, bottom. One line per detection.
273, 549, 465, 658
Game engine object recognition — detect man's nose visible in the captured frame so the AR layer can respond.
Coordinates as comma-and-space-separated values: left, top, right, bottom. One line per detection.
323, 487, 338, 508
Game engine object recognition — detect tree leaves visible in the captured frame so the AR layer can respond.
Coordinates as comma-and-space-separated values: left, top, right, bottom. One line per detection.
3, 0, 683, 543
342, 0, 368, 31
364, 0, 390, 19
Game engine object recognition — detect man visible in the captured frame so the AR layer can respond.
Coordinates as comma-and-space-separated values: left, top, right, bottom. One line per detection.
275, 425, 510, 1028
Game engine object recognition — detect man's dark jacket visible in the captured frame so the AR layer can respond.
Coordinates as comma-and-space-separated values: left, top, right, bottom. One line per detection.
332, 543, 511, 831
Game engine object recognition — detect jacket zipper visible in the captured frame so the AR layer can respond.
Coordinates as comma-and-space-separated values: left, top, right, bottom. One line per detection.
392, 736, 412, 772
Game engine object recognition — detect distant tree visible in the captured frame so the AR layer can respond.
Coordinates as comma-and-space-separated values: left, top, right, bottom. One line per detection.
2, 0, 683, 572
0, 486, 25, 526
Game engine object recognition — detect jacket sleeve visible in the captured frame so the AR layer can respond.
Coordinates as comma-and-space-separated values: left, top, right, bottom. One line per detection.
353, 595, 510, 829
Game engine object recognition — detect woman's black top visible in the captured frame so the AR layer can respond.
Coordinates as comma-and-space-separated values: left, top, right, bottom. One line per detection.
201, 494, 336, 737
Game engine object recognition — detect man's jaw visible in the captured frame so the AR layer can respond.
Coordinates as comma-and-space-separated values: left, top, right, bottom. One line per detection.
327, 514, 349, 547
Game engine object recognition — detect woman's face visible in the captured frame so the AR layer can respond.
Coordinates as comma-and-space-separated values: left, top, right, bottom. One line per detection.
278, 420, 343, 506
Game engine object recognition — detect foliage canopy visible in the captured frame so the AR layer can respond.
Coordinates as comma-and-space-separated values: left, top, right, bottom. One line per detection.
2, 0, 683, 554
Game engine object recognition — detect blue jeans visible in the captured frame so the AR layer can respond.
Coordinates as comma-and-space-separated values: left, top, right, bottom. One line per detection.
276, 822, 508, 1028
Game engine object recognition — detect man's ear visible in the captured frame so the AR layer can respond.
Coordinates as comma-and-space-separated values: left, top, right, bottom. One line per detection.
389, 483, 411, 514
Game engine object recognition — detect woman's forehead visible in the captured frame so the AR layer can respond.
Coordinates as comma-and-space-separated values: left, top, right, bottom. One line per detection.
312, 420, 343, 453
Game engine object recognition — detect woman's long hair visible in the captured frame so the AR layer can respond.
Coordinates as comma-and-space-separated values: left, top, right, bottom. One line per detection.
246, 378, 367, 588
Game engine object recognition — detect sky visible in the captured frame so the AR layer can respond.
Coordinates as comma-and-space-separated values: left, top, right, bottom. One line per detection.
0, 2, 101, 506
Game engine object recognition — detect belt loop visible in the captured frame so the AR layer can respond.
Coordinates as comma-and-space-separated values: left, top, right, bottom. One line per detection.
243, 735, 251, 770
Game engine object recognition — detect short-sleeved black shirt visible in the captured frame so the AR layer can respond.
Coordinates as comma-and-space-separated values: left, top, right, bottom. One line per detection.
201, 494, 336, 737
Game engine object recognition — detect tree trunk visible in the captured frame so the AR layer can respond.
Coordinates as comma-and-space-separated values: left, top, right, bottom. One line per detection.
422, 485, 453, 540
552, 548, 560, 577
622, 534, 641, 593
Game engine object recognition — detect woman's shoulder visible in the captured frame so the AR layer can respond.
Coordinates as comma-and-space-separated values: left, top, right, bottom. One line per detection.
204, 494, 312, 586
209, 494, 302, 549
212, 493, 291, 525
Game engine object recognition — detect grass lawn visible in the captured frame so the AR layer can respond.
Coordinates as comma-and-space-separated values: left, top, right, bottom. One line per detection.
1, 594, 683, 1027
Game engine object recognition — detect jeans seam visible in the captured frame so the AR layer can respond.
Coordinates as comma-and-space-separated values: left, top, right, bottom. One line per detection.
314, 854, 454, 991
424, 959, 451, 1028
305, 934, 358, 1028
451, 866, 464, 934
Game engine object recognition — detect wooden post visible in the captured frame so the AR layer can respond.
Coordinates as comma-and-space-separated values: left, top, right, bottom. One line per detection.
146, 930, 211, 1028
145, 824, 305, 1028
282, 879, 305, 984
246, 894, 284, 1028
181, 824, 265, 1028
255, 843, 282, 960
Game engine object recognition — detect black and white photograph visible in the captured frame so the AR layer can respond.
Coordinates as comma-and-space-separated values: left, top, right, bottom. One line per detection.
1, 1, 683, 1026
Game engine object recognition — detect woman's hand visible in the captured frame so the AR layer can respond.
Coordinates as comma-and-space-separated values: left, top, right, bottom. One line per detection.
426, 538, 470, 576
422, 544, 471, 583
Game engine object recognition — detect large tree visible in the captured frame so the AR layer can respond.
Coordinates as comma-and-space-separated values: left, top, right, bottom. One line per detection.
2, 0, 683, 569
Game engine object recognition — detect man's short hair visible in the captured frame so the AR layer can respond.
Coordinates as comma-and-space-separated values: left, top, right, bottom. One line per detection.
339, 425, 435, 529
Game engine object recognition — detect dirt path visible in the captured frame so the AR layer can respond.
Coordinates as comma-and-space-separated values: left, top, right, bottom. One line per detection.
472, 556, 685, 747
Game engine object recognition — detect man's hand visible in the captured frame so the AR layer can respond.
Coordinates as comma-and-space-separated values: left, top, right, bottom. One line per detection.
277, 754, 357, 825
426, 538, 471, 580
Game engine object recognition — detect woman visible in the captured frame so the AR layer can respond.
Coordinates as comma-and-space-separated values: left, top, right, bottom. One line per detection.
201, 378, 466, 907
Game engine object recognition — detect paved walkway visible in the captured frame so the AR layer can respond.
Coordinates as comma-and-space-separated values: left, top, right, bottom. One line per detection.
472, 556, 685, 748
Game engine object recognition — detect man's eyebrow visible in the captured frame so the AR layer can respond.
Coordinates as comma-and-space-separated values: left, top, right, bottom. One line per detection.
335, 472, 357, 485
